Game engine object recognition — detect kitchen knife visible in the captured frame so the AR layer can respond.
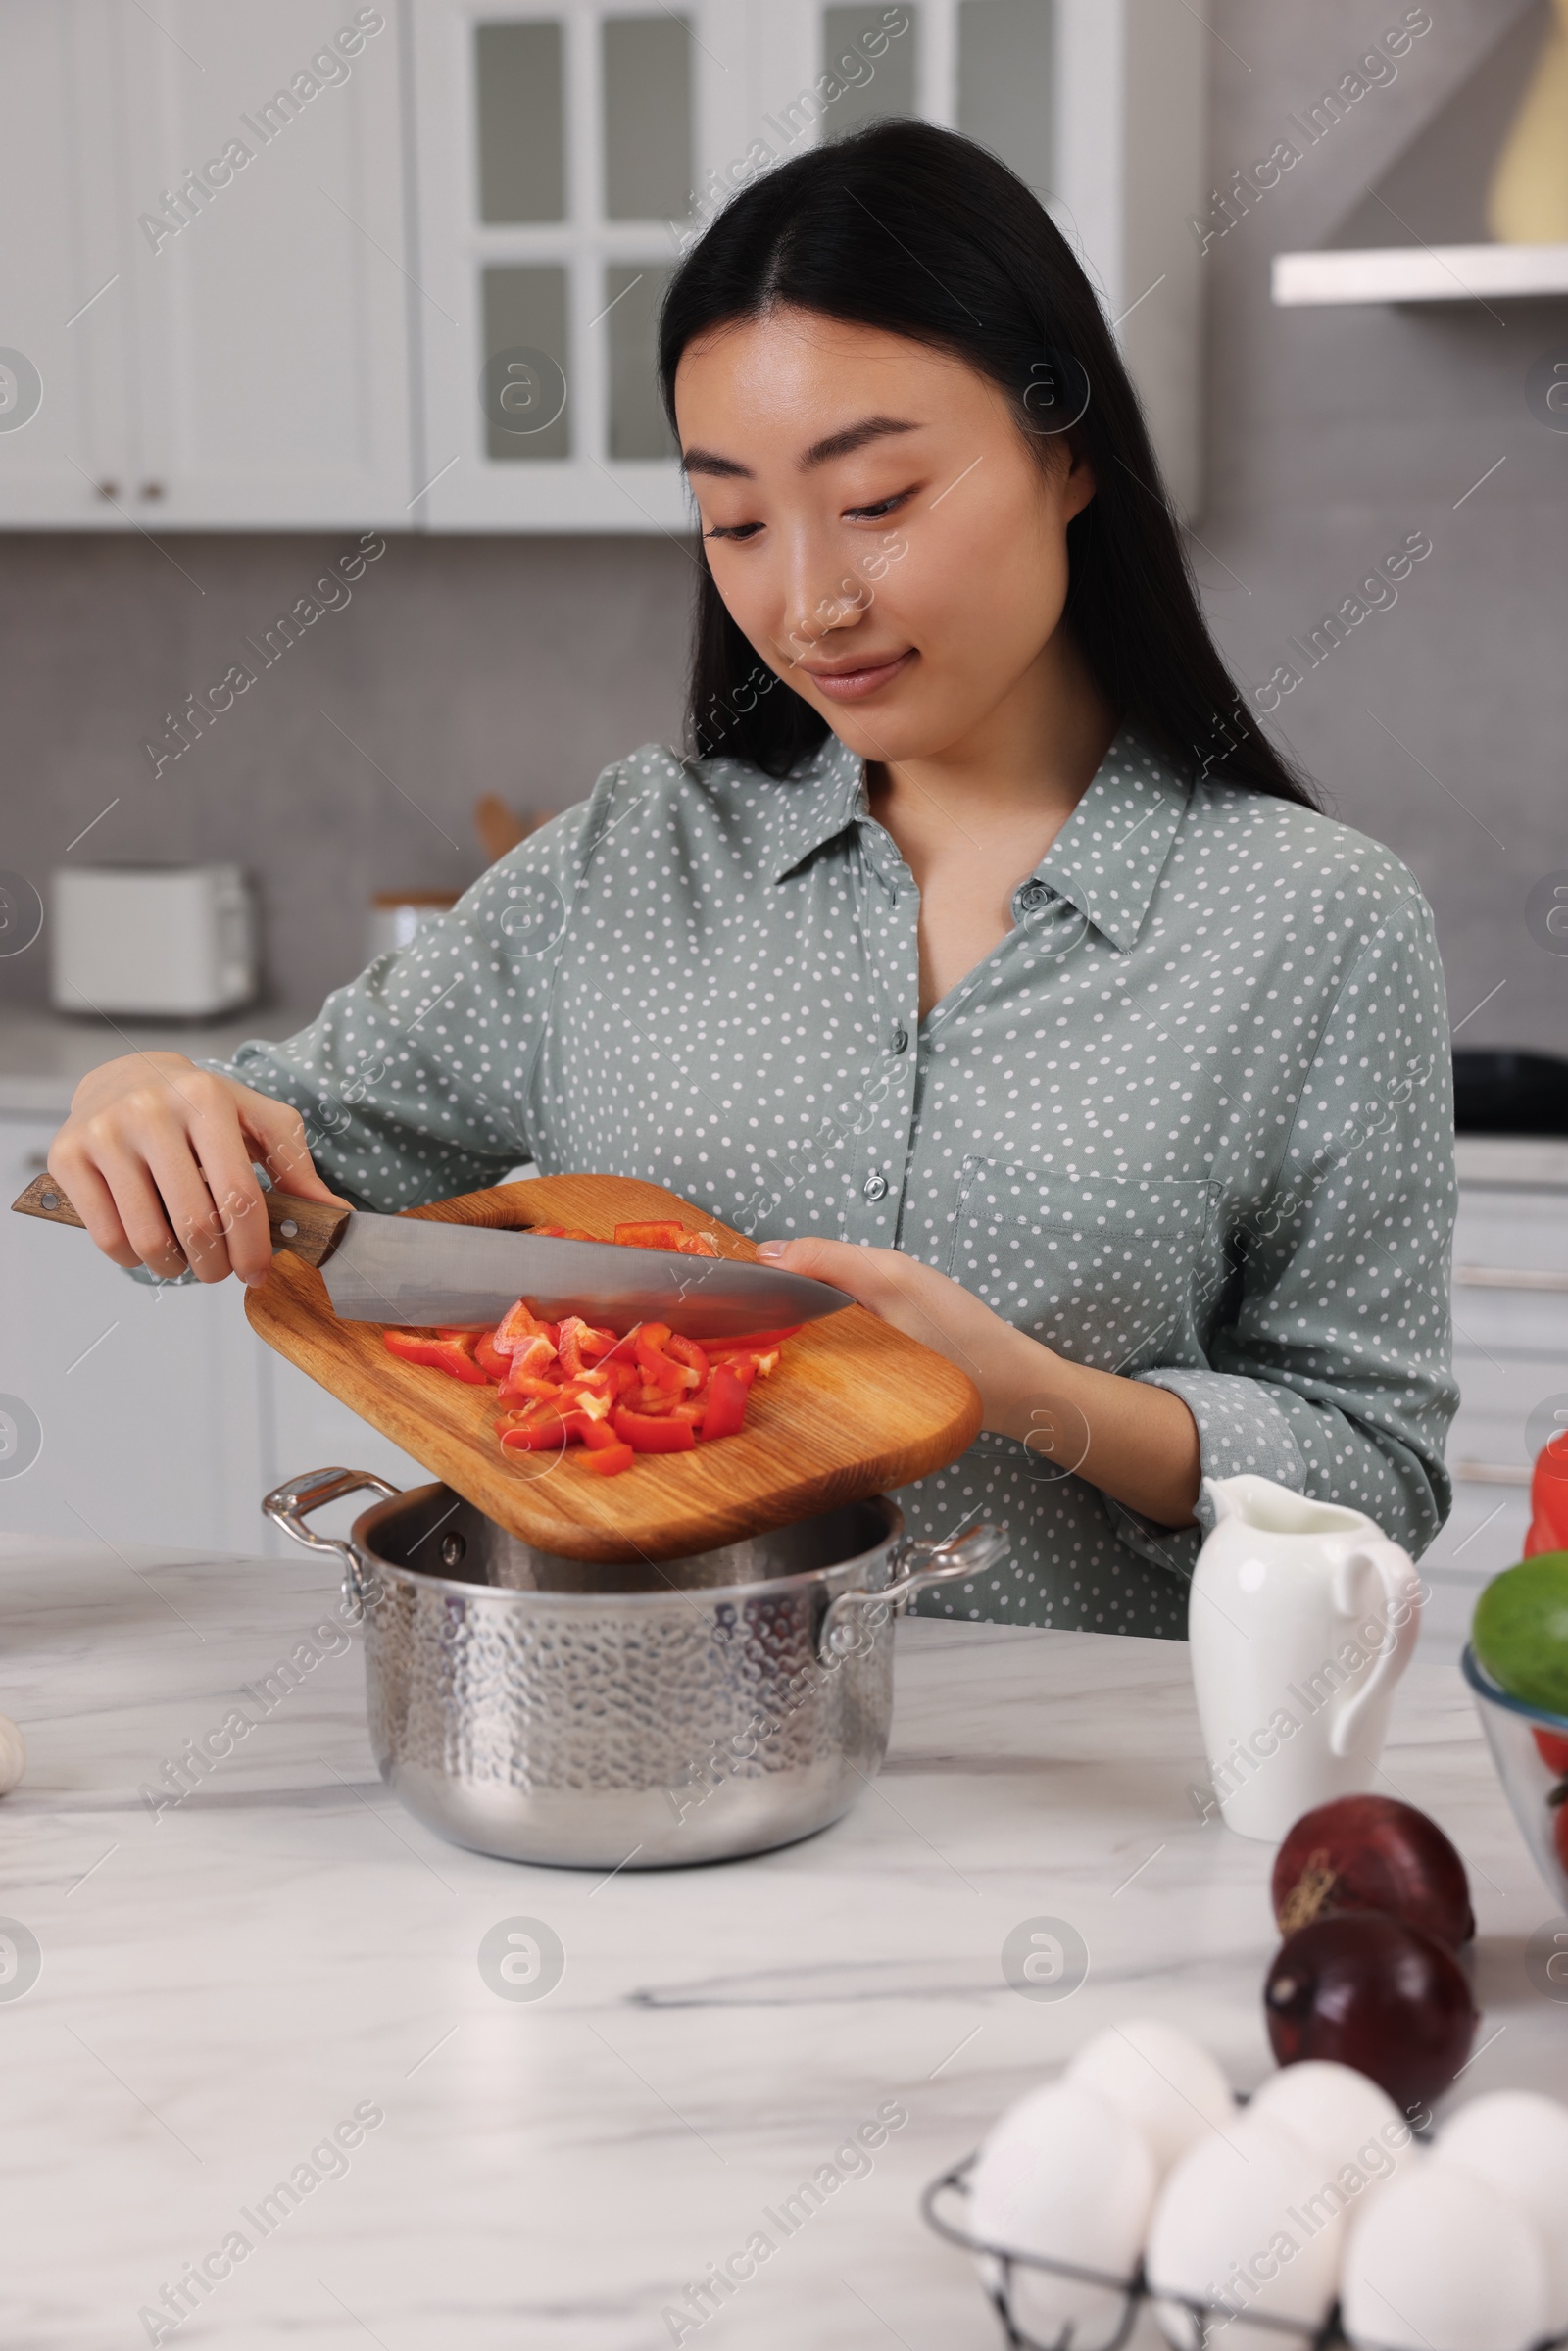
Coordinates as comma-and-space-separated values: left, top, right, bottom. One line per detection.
10, 1175, 853, 1340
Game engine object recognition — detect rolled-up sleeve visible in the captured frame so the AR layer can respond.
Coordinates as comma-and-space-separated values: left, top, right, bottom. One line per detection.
1112, 893, 1458, 1577
207, 788, 607, 1210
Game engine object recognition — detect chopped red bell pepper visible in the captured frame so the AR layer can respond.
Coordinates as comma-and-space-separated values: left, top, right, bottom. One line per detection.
699, 1360, 753, 1441
564, 1411, 612, 1446
612, 1405, 697, 1453
500, 1374, 565, 1406
383, 1329, 493, 1386
493, 1298, 547, 1355
613, 1220, 689, 1252
666, 1333, 710, 1388
387, 1225, 801, 1481
557, 1314, 618, 1379
506, 1331, 559, 1378
499, 1415, 571, 1454
707, 1326, 803, 1353
634, 1323, 696, 1395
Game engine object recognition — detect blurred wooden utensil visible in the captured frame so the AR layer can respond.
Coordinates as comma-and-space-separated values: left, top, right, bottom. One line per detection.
474, 794, 540, 863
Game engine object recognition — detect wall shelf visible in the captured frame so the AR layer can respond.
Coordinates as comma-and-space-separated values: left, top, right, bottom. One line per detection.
1273, 239, 1568, 307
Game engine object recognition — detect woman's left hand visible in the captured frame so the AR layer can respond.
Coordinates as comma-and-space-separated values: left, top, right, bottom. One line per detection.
755, 1235, 1200, 1529
755, 1235, 1036, 1437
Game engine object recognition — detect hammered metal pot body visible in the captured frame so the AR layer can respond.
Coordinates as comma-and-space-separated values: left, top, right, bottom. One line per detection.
346, 1484, 906, 1868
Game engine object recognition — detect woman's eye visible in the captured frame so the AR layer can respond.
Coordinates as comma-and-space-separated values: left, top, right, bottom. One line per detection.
845, 489, 912, 521
704, 520, 764, 542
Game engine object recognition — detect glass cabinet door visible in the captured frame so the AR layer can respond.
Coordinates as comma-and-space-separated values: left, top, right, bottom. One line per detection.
414, 0, 719, 526
410, 1, 1200, 529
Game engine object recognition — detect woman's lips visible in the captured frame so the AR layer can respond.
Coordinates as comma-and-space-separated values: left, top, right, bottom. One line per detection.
799, 650, 915, 702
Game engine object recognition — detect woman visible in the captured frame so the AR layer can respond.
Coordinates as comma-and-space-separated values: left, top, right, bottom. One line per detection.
49, 122, 1457, 1635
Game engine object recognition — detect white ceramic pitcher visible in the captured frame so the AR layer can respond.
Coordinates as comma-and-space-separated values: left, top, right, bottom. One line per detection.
1188, 1475, 1423, 1842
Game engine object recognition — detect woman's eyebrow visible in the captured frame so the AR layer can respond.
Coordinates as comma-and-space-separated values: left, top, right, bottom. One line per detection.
681, 415, 920, 480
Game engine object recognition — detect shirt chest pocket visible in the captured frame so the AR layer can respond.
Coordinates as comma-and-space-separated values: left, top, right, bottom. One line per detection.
948, 1161, 1214, 1374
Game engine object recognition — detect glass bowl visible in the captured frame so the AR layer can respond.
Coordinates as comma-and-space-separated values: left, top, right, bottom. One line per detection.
1462, 1642, 1568, 1907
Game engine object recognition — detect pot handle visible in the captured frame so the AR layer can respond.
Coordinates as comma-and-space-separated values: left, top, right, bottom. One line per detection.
817, 1521, 1010, 1663
262, 1467, 400, 1620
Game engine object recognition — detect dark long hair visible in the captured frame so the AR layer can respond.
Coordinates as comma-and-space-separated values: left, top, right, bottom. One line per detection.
658, 119, 1315, 808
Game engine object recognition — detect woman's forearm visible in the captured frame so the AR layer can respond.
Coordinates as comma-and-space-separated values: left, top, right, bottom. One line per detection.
756, 1235, 1202, 1529
985, 1323, 1201, 1530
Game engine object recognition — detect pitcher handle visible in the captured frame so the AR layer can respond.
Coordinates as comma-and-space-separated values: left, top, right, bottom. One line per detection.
1329, 1537, 1423, 1758
262, 1467, 400, 1620
817, 1522, 1010, 1663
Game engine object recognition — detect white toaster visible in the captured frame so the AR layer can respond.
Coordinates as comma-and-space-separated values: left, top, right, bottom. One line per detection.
50, 864, 256, 1017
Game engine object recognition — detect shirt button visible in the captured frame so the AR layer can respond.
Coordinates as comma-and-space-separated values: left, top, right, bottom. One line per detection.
862, 1169, 889, 1201
888, 1025, 908, 1055
1017, 880, 1052, 911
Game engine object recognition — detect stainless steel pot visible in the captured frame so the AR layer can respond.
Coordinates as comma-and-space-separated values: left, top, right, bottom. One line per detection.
264, 1469, 1008, 1870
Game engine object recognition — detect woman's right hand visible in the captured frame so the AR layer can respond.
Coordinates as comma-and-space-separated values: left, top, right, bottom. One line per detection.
48, 1053, 350, 1286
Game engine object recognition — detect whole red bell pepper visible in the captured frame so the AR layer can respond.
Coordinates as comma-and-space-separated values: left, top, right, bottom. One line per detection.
1527, 1433, 1568, 1556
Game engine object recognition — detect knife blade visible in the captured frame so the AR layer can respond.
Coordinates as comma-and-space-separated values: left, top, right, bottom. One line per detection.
10, 1175, 852, 1341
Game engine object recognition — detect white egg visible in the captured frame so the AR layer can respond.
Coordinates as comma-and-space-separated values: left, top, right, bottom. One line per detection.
968, 2081, 1154, 2351
1435, 2092, 1568, 2332
0, 1715, 24, 1795
1066, 2016, 1236, 2178
1146, 2111, 1345, 2349
1249, 2061, 1416, 2205
1342, 2161, 1548, 2351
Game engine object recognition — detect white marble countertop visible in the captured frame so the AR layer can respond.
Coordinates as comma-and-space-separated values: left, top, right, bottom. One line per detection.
2, 1535, 1564, 2351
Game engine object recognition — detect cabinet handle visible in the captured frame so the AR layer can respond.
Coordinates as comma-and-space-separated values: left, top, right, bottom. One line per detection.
1454, 1458, 1533, 1487
138, 480, 166, 501
1455, 1265, 1568, 1293
94, 478, 120, 500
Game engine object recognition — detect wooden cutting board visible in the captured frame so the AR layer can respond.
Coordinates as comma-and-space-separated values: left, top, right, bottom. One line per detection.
246, 1174, 983, 1562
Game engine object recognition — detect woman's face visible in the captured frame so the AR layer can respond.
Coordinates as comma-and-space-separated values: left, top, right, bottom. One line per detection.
673, 306, 1097, 765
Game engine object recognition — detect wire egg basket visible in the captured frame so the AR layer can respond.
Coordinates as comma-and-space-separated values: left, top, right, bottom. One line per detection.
922, 2150, 1538, 2351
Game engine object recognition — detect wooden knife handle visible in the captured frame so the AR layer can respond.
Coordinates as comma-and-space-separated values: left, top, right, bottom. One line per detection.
10, 1172, 88, 1228
260, 1193, 353, 1266
10, 1173, 351, 1268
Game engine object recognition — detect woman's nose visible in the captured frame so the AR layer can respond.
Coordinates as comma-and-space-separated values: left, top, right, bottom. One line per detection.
782, 570, 868, 661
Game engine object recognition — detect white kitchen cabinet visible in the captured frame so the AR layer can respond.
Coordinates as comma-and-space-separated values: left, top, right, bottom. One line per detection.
0, 3, 132, 523
0, 0, 414, 528
1, 0, 1204, 531
0, 1115, 267, 1550
0, 1116, 425, 1556
410, 0, 1207, 530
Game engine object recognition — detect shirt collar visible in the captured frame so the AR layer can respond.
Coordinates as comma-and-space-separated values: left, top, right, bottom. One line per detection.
1032, 728, 1190, 952
768, 731, 868, 882
767, 724, 1190, 950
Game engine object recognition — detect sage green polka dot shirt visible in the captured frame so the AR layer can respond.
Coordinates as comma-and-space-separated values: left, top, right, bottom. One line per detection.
220, 726, 1458, 1637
